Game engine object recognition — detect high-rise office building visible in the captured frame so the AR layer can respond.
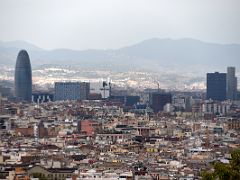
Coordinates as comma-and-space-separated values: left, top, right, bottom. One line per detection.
79, 82, 90, 100
206, 72, 226, 101
149, 92, 172, 113
14, 50, 32, 102
54, 82, 90, 101
227, 67, 237, 100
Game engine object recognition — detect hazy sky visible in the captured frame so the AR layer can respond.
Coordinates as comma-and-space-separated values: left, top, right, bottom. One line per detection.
0, 0, 239, 50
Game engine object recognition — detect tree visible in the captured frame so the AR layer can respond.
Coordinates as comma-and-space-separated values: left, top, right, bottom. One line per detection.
202, 149, 240, 180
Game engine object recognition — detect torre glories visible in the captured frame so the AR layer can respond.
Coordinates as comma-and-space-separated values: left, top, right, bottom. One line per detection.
15, 50, 32, 102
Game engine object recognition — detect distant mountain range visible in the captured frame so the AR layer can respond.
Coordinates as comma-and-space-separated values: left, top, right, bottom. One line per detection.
0, 38, 240, 74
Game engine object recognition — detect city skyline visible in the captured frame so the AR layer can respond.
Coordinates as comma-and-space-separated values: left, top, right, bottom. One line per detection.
1, 1, 240, 180
0, 38, 238, 91
1, 0, 239, 91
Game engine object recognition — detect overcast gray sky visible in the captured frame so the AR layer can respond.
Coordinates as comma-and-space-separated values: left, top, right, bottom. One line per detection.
0, 0, 239, 50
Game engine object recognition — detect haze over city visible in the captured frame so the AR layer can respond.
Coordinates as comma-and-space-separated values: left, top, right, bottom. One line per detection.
0, 1, 240, 180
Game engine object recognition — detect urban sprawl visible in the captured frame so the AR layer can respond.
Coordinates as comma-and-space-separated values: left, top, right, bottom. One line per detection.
0, 50, 240, 180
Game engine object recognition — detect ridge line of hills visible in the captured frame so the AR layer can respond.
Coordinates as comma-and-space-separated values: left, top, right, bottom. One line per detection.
0, 38, 239, 73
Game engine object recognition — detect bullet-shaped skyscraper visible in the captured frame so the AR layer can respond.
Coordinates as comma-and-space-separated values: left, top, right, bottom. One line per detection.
15, 50, 32, 102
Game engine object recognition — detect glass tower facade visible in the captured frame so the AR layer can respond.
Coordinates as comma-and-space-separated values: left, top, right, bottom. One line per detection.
14, 50, 32, 102
207, 72, 226, 101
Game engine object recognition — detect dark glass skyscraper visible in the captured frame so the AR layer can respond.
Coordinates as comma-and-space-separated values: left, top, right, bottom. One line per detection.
206, 72, 226, 101
149, 92, 172, 113
15, 50, 32, 102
